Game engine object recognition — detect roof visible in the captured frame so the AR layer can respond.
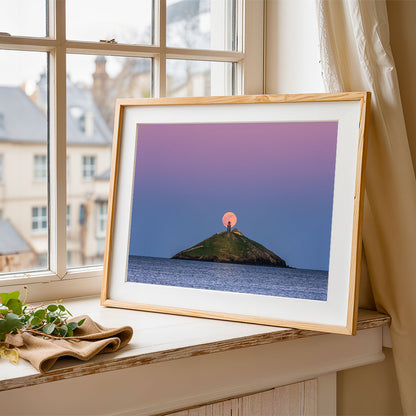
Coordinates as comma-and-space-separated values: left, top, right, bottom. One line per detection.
95, 168, 111, 181
0, 220, 32, 255
167, 0, 209, 24
66, 77, 113, 145
0, 86, 47, 143
0, 84, 112, 146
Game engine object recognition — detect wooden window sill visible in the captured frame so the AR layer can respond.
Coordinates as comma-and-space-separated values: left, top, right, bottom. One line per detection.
0, 296, 390, 393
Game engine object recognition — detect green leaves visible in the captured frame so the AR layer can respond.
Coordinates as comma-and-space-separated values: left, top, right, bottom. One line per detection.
59, 325, 68, 337
0, 313, 23, 339
29, 316, 43, 328
7, 299, 22, 315
34, 309, 46, 320
0, 290, 85, 342
0, 292, 24, 340
47, 304, 58, 312
0, 291, 20, 306
0, 291, 23, 316
43, 324, 56, 335
67, 321, 78, 331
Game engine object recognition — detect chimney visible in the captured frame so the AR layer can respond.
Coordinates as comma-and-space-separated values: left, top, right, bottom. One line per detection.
84, 112, 94, 137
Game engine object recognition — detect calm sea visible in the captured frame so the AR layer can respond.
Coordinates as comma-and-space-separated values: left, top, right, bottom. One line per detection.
127, 256, 328, 301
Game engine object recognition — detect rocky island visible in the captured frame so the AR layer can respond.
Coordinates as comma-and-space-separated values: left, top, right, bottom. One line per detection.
172, 229, 287, 268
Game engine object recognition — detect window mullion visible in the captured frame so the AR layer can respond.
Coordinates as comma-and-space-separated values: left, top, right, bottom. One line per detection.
241, 0, 264, 94
154, 0, 166, 98
49, 0, 67, 278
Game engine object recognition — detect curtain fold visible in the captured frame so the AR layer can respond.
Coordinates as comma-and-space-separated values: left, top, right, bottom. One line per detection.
317, 0, 416, 414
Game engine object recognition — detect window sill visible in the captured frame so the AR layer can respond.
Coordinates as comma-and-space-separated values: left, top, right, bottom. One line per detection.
0, 296, 390, 393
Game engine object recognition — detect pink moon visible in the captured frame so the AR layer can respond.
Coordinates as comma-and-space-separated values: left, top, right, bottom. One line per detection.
222, 212, 237, 228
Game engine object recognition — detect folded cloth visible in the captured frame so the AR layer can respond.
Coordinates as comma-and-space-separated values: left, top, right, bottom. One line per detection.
17, 315, 133, 373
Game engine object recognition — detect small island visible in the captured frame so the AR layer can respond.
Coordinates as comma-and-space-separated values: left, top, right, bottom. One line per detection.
172, 227, 287, 268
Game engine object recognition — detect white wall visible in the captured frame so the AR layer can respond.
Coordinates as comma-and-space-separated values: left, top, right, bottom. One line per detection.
265, 0, 324, 94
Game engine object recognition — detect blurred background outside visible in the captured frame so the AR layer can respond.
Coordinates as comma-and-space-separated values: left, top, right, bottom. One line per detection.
0, 0, 235, 273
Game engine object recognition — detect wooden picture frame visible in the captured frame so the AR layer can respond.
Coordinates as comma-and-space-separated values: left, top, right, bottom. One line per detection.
101, 93, 370, 335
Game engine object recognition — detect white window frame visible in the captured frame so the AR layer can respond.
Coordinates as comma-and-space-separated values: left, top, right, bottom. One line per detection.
34, 154, 47, 181
0, 0, 264, 301
32, 206, 48, 234
82, 155, 96, 180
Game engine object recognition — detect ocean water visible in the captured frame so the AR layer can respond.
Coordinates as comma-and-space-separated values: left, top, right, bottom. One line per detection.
127, 256, 328, 301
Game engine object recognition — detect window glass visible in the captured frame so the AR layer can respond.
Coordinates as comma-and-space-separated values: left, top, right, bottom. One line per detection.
66, 54, 151, 268
0, 0, 47, 38
33, 154, 47, 181
167, 59, 234, 97
32, 206, 47, 233
166, 0, 237, 51
0, 50, 48, 275
66, 0, 153, 45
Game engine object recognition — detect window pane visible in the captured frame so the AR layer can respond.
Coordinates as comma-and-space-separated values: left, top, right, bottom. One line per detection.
167, 0, 236, 51
0, 0, 47, 37
66, 54, 151, 268
66, 0, 153, 45
0, 50, 48, 274
167, 59, 233, 97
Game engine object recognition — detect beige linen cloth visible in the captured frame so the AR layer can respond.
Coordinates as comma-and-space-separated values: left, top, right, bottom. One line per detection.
16, 315, 133, 372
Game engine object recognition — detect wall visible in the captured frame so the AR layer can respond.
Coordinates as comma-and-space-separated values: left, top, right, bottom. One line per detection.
337, 348, 402, 415
265, 0, 324, 94
264, 0, 415, 414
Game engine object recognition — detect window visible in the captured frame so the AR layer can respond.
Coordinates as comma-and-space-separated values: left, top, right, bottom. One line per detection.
0, 0, 263, 298
32, 206, 47, 233
0, 50, 48, 274
96, 202, 108, 238
34, 155, 47, 181
82, 156, 96, 180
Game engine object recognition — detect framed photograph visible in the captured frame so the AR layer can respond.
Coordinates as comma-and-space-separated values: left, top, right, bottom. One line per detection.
101, 93, 370, 335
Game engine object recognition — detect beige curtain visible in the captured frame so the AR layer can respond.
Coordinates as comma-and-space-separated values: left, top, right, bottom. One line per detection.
317, 0, 416, 414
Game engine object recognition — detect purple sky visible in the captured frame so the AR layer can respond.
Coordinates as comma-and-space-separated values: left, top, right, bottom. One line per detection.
129, 121, 338, 270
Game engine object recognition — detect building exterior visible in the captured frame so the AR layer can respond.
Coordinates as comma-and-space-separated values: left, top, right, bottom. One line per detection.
0, 219, 35, 272
0, 85, 112, 272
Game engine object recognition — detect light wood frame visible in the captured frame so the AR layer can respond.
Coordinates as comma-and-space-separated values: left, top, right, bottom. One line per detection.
101, 93, 370, 335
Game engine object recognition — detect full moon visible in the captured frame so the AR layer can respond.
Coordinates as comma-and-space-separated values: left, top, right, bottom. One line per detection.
222, 212, 237, 228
